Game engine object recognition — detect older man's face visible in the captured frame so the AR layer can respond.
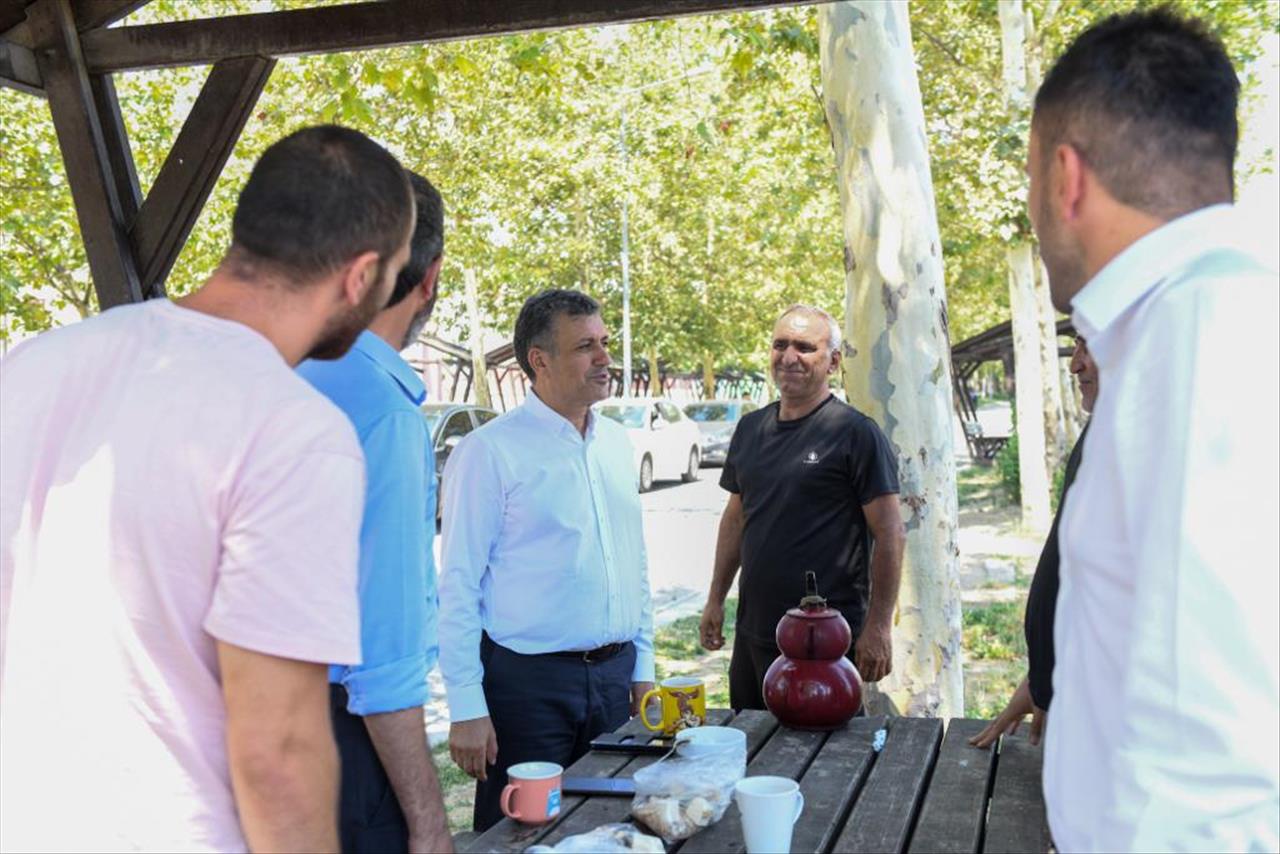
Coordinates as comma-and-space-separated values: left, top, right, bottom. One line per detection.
1070, 336, 1099, 413
770, 312, 836, 401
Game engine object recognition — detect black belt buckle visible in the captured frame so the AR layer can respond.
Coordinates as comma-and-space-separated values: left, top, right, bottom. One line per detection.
582, 643, 619, 663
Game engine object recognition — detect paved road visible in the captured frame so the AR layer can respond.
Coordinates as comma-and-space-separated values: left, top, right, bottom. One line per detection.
637, 468, 729, 616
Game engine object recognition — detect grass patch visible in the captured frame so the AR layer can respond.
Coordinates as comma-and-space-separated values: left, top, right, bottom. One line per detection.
654, 599, 737, 661
962, 600, 1026, 661
956, 463, 1014, 511
964, 660, 1025, 720
432, 742, 475, 834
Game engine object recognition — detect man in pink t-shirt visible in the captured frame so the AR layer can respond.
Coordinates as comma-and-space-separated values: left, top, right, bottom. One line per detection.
0, 125, 414, 852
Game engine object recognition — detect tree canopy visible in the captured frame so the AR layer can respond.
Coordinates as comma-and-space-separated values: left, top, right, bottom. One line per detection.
2, 0, 1275, 369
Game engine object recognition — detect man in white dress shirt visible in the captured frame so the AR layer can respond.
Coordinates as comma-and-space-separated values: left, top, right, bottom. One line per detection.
1028, 9, 1279, 851
438, 289, 656, 831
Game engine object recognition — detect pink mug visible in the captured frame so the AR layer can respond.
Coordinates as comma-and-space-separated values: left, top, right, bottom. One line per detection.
500, 762, 563, 825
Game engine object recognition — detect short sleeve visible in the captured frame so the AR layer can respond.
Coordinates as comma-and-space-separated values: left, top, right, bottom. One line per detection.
852, 416, 900, 505
204, 399, 365, 665
718, 416, 747, 494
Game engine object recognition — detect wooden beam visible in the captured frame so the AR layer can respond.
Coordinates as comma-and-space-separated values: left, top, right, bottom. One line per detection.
28, 0, 144, 307
89, 72, 141, 225
80, 0, 806, 73
130, 55, 274, 296
0, 34, 39, 93
77, 0, 150, 31
5, 0, 150, 49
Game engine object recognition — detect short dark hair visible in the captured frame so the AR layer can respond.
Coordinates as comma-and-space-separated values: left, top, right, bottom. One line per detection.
1034, 8, 1238, 218
513, 289, 600, 381
230, 125, 412, 282
387, 172, 445, 309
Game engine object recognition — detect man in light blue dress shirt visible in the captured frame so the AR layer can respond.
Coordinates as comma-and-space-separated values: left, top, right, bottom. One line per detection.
299, 173, 452, 853
438, 289, 656, 831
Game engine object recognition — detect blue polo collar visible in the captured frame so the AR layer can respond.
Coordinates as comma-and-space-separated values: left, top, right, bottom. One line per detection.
353, 330, 425, 405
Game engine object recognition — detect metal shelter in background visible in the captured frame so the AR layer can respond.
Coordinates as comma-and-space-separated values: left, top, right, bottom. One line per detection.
949, 317, 1075, 462
0, 0, 803, 314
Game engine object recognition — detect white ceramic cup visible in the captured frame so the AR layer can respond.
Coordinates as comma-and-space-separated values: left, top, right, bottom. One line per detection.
674, 725, 746, 758
734, 775, 804, 854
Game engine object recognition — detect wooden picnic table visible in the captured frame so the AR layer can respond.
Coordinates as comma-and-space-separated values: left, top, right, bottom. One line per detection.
458, 709, 1052, 853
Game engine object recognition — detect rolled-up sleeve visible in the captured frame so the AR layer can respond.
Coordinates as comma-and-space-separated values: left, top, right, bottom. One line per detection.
334, 410, 435, 716
438, 434, 506, 722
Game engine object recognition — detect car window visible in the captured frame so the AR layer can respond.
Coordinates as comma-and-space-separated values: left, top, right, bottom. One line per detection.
657, 402, 682, 422
474, 409, 498, 426
684, 402, 735, 422
440, 411, 473, 446
597, 404, 646, 429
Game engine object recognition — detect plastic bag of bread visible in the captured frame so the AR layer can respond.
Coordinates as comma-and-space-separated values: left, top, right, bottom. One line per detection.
525, 823, 664, 853
629, 746, 746, 842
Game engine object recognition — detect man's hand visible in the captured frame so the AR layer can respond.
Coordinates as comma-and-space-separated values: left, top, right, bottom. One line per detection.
969, 676, 1047, 748
853, 619, 892, 683
700, 600, 726, 651
449, 717, 498, 781
631, 681, 656, 717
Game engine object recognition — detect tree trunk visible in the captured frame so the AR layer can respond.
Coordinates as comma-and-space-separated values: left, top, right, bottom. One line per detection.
998, 0, 1051, 533
1035, 253, 1065, 468
1007, 243, 1051, 532
1060, 357, 1082, 445
702, 352, 716, 400
647, 346, 662, 397
820, 1, 964, 718
463, 267, 493, 409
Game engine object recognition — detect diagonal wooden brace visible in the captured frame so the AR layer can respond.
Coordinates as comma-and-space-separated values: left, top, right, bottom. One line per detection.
129, 55, 275, 296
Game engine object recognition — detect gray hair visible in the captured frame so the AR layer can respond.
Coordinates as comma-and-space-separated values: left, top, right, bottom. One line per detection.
778, 304, 842, 353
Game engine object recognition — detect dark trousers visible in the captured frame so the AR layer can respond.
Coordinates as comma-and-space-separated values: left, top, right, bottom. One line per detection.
330, 684, 410, 854
729, 633, 866, 715
473, 636, 635, 832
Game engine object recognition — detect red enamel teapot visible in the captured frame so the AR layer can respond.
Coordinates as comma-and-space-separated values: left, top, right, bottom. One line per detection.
763, 571, 863, 730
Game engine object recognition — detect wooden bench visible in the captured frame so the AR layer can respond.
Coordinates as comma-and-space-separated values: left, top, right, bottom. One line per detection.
963, 420, 1010, 463
460, 710, 1053, 853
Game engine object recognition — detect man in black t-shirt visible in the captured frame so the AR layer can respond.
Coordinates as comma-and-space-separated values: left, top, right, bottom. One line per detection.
698, 305, 905, 710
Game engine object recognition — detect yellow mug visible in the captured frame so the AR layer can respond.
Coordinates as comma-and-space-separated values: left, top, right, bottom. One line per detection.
640, 676, 706, 734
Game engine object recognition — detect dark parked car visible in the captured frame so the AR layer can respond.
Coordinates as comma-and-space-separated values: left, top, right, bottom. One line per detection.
421, 402, 499, 521
683, 399, 759, 465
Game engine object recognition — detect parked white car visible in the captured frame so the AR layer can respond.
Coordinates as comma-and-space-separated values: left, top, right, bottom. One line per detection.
594, 397, 703, 492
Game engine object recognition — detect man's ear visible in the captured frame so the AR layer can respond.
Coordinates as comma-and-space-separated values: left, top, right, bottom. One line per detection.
418, 255, 443, 306
528, 345, 548, 381
828, 348, 841, 375
341, 251, 382, 306
1057, 142, 1088, 223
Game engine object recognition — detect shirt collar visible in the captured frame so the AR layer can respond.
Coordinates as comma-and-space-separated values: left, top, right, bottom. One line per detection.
1071, 204, 1239, 345
353, 330, 425, 405
522, 389, 596, 441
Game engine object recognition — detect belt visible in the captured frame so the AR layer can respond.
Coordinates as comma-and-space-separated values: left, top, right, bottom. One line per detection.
544, 642, 628, 663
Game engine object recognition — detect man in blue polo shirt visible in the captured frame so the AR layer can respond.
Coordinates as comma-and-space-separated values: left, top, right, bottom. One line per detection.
298, 172, 452, 853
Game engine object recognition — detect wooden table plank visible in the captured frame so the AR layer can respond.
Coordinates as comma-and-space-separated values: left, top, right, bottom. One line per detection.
536, 709, 756, 849
678, 723, 828, 853
832, 716, 943, 853
792, 717, 886, 854
982, 732, 1052, 854
459, 714, 670, 853
907, 719, 997, 854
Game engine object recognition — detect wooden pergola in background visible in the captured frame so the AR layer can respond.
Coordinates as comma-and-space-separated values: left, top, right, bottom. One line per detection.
0, 0, 803, 311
